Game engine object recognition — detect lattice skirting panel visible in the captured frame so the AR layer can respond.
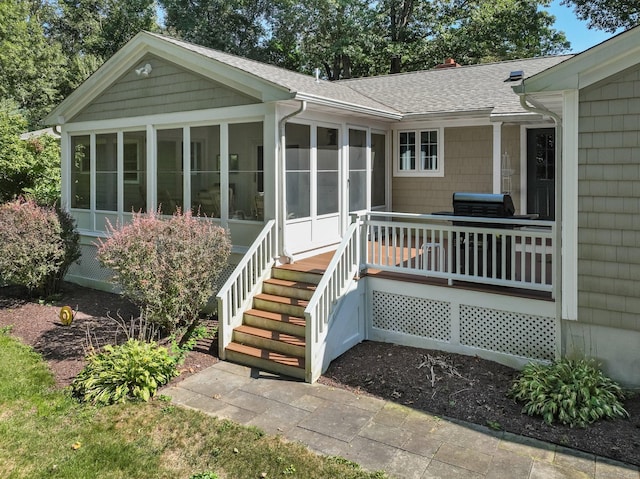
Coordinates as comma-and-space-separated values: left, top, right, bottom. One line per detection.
372, 291, 451, 342
367, 279, 556, 367
460, 305, 555, 361
67, 242, 113, 285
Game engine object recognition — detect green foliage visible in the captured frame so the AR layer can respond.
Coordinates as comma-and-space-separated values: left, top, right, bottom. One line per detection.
509, 358, 628, 427
190, 473, 219, 479
170, 324, 214, 364
560, 0, 640, 33
0, 0, 66, 127
0, 198, 80, 297
72, 338, 179, 405
97, 209, 231, 334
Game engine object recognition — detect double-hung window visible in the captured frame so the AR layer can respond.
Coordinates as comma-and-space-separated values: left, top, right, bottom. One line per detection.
396, 128, 443, 177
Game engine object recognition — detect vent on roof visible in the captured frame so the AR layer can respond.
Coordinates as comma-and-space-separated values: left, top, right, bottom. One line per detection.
505, 70, 524, 82
435, 58, 460, 69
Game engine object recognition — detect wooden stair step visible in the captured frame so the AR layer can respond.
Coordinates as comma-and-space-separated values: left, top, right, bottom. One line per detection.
264, 277, 317, 291
243, 309, 306, 336
225, 342, 305, 379
255, 293, 309, 308
235, 324, 305, 351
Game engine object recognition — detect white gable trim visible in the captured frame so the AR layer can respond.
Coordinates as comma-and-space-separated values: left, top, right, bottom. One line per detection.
45, 32, 293, 125
514, 26, 640, 93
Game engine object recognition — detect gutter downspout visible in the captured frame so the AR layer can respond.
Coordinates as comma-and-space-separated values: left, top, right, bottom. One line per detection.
277, 100, 306, 264
517, 82, 563, 358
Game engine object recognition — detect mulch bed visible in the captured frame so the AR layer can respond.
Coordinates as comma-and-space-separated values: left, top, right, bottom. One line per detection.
1, 283, 639, 466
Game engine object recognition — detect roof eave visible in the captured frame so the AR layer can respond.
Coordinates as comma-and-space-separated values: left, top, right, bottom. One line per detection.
294, 93, 402, 120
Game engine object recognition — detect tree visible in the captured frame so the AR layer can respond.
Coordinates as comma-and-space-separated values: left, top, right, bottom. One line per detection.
0, 0, 66, 127
48, 0, 159, 98
0, 100, 61, 205
160, 0, 272, 61
560, 0, 640, 33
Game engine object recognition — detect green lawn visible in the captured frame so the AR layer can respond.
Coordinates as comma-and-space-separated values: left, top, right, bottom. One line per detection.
0, 330, 386, 479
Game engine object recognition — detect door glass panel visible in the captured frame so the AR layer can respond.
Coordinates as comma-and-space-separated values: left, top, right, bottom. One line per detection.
317, 127, 339, 215
371, 133, 386, 207
349, 129, 366, 212
123, 131, 146, 213
285, 123, 311, 219
96, 133, 117, 211
157, 128, 183, 214
70, 135, 90, 209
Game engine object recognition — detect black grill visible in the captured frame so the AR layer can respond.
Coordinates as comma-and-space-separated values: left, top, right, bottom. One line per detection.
450, 192, 515, 279
452, 192, 515, 218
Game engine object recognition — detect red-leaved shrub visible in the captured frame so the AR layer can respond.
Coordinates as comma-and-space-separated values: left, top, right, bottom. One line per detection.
0, 198, 80, 297
96, 210, 231, 335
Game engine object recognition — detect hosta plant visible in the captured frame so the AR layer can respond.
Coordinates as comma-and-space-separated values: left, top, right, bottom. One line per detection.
72, 339, 179, 405
509, 358, 628, 427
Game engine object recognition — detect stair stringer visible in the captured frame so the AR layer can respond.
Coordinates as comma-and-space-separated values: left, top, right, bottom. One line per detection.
311, 279, 367, 381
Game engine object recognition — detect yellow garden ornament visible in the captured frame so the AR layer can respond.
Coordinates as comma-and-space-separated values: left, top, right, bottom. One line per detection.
59, 306, 74, 326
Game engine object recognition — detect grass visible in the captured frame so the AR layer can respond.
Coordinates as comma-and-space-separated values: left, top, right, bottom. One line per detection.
0, 331, 386, 479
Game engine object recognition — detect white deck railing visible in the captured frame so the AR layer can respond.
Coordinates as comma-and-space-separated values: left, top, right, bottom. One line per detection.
217, 220, 277, 358
363, 212, 554, 294
304, 218, 361, 382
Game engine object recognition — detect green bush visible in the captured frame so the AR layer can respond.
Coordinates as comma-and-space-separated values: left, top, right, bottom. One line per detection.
72, 339, 179, 406
509, 358, 628, 427
96, 209, 231, 338
0, 198, 80, 297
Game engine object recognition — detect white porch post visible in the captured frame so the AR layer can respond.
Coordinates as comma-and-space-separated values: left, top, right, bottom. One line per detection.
492, 122, 503, 193
562, 90, 579, 321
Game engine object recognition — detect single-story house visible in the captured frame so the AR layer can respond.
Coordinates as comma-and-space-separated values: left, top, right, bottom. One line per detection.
45, 27, 640, 385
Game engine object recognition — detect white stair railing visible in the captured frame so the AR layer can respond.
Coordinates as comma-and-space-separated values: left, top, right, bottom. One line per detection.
216, 220, 277, 359
304, 217, 361, 382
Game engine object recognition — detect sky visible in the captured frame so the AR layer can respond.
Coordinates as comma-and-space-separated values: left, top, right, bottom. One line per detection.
548, 0, 616, 53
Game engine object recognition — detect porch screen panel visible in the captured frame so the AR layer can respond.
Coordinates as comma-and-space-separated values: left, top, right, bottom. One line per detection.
70, 135, 90, 209
96, 133, 117, 211
371, 133, 386, 207
157, 128, 183, 214
228, 122, 263, 221
285, 123, 310, 219
123, 131, 146, 213
349, 129, 366, 212
317, 127, 339, 216
190, 125, 220, 218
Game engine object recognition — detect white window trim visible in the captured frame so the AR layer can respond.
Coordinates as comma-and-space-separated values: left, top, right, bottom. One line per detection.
394, 127, 444, 177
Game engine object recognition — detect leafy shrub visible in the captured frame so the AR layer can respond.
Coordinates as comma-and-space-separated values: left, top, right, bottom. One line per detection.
96, 209, 231, 339
509, 358, 628, 427
0, 198, 80, 297
72, 339, 179, 405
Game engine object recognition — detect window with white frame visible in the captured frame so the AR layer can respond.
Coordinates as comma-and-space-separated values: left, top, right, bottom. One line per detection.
396, 128, 443, 176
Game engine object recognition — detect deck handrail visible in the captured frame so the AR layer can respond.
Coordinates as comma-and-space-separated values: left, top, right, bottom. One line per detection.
216, 219, 277, 359
362, 212, 555, 294
304, 217, 361, 382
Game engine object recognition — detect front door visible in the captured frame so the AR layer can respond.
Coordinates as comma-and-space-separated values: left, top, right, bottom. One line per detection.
527, 128, 555, 220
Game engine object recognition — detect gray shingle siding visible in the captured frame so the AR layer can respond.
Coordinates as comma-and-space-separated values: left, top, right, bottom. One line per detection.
72, 55, 256, 122
578, 64, 640, 331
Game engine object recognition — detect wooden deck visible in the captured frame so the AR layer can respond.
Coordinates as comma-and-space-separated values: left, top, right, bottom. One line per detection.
289, 245, 553, 301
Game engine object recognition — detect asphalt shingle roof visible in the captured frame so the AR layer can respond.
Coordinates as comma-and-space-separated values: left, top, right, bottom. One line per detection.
340, 56, 573, 116
151, 33, 572, 118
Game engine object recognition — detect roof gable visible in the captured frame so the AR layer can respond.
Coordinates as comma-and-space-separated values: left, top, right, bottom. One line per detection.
514, 25, 640, 93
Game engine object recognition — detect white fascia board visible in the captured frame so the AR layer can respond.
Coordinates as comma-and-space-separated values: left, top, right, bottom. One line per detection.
45, 32, 294, 125
514, 27, 640, 93
294, 93, 402, 120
